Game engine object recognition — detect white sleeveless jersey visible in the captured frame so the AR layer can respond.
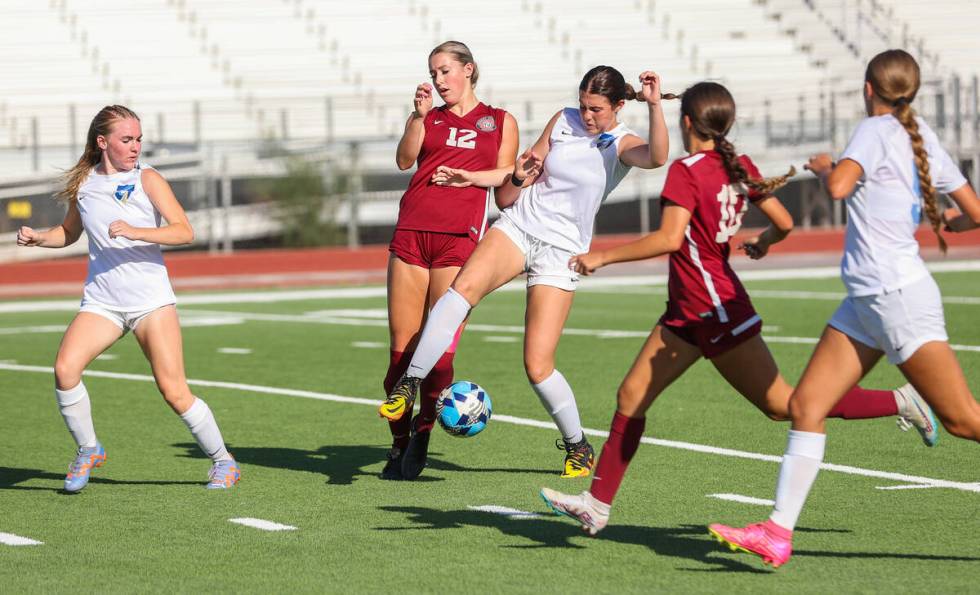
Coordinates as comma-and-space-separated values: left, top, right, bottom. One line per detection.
839, 115, 967, 296
76, 162, 177, 310
502, 108, 634, 253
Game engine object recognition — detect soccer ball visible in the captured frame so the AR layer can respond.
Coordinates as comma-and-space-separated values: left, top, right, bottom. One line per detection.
436, 381, 492, 437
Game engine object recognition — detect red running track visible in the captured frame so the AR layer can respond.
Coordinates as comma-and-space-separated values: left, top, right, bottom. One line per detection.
2, 227, 978, 298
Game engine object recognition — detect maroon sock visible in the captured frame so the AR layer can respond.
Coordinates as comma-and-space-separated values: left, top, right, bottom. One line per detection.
827, 386, 898, 419
384, 350, 414, 449
418, 351, 455, 433
590, 412, 646, 505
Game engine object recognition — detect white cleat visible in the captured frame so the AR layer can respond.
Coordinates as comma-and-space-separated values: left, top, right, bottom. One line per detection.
895, 383, 940, 447
539, 487, 610, 536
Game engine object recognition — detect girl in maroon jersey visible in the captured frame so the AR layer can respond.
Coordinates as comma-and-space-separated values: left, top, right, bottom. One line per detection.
381, 66, 672, 480
380, 41, 519, 480
539, 81, 936, 534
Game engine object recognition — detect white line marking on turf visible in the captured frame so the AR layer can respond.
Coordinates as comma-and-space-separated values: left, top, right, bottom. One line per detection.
875, 484, 939, 490
2, 363, 978, 494
484, 336, 519, 343
2, 260, 978, 314
707, 493, 775, 506
468, 505, 544, 519
351, 341, 386, 348
217, 348, 252, 355
228, 518, 297, 531
0, 532, 43, 546
95, 354, 118, 361
173, 309, 980, 354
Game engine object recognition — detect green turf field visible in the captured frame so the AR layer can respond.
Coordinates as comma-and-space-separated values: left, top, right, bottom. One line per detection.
1, 270, 978, 592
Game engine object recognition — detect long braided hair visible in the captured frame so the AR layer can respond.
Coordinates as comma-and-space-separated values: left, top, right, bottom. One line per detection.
865, 49, 945, 253
680, 82, 795, 194
57, 105, 140, 202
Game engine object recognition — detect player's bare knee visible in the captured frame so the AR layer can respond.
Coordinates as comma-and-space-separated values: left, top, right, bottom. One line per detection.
616, 382, 645, 415
53, 357, 82, 390
764, 401, 790, 422
787, 395, 821, 425
941, 417, 980, 442
524, 359, 554, 385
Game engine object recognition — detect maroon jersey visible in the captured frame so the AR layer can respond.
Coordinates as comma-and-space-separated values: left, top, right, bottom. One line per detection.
396, 103, 506, 238
660, 150, 765, 326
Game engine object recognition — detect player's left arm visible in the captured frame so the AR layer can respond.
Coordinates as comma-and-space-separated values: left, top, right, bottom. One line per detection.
739, 196, 794, 259
943, 182, 980, 232
570, 204, 691, 274
618, 71, 669, 169
430, 113, 520, 188
107, 169, 194, 246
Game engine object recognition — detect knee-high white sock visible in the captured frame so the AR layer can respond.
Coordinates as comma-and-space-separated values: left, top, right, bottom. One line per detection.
532, 369, 584, 444
769, 430, 826, 531
180, 397, 231, 462
406, 288, 471, 379
55, 382, 98, 449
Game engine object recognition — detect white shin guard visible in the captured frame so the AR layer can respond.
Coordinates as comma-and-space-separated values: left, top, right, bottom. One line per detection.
55, 381, 98, 449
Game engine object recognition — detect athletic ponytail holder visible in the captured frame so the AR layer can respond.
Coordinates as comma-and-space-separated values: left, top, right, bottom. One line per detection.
893, 96, 911, 107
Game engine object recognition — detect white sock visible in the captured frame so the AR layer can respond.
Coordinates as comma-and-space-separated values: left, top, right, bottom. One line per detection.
55, 382, 98, 449
769, 429, 826, 531
532, 369, 584, 444
180, 397, 232, 462
405, 288, 471, 379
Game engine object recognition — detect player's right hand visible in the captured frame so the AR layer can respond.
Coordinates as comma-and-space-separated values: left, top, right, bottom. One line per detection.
804, 153, 834, 177
739, 235, 770, 260
569, 251, 604, 275
414, 83, 433, 118
431, 165, 472, 187
16, 226, 41, 247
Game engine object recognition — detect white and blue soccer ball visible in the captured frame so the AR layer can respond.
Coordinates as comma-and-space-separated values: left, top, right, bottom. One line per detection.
436, 381, 492, 437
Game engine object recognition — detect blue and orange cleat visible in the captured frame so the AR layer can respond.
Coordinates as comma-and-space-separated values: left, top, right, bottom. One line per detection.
206, 457, 241, 490
64, 442, 106, 493
708, 521, 793, 568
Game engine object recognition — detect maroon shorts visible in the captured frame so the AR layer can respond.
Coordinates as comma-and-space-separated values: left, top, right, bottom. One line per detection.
660, 304, 763, 359
389, 229, 477, 269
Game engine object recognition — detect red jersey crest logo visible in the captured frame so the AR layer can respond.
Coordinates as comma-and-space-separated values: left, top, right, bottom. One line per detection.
475, 115, 496, 132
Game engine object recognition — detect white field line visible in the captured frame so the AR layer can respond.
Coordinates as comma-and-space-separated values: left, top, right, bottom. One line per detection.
351, 341, 386, 349
228, 518, 297, 531
4, 308, 980, 353
95, 354, 118, 361
707, 493, 775, 506
875, 484, 942, 491
2, 259, 978, 314
217, 348, 252, 355
483, 336, 520, 343
2, 362, 977, 494
0, 532, 43, 546
467, 505, 544, 519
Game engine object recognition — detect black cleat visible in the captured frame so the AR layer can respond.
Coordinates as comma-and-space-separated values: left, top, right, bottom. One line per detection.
380, 447, 405, 480
401, 416, 433, 480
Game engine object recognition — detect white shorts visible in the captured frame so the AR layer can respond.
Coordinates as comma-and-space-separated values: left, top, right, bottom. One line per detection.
828, 275, 947, 364
492, 215, 579, 291
79, 301, 174, 333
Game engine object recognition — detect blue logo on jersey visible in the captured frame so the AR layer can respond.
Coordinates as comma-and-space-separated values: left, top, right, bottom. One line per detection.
596, 133, 615, 149
114, 184, 135, 203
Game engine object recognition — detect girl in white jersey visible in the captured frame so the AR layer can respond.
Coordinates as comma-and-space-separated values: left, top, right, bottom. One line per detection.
16, 105, 240, 492
377, 66, 670, 479
709, 50, 980, 568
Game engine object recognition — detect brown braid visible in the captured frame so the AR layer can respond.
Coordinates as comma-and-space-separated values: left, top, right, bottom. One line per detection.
58, 105, 140, 202
893, 101, 945, 253
865, 49, 946, 253
714, 135, 795, 194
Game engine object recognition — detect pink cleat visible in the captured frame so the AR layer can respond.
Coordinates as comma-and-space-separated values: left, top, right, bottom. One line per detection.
708, 520, 793, 568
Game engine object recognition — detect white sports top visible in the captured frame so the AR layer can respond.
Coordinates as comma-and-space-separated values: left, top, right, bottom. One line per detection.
839, 114, 967, 296
502, 108, 634, 254
76, 162, 177, 310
